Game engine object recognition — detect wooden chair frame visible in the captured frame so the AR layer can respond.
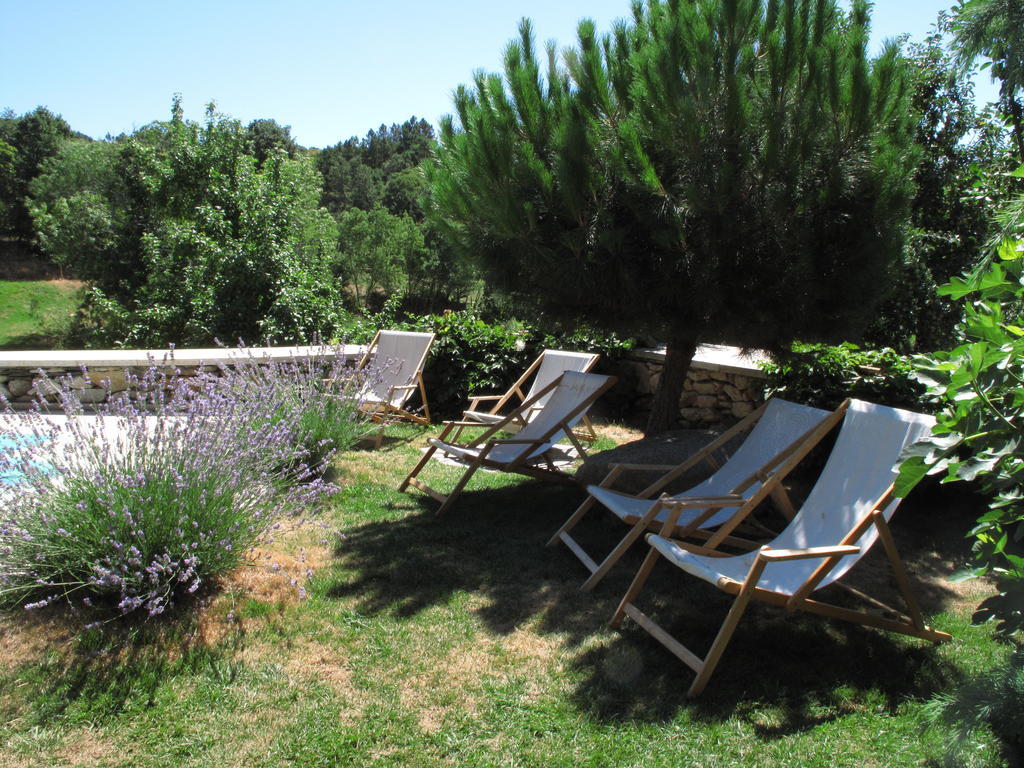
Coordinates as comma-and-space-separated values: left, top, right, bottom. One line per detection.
399, 372, 617, 516
611, 482, 951, 697
455, 349, 601, 443
548, 400, 846, 591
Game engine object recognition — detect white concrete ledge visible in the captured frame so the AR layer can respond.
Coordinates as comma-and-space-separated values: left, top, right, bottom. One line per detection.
0, 344, 367, 370
629, 343, 769, 378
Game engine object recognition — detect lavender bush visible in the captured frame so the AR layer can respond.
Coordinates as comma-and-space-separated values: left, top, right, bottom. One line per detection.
0, 347, 370, 621
210, 345, 377, 470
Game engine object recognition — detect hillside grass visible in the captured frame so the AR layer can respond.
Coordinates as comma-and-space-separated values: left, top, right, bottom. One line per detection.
0, 423, 1009, 767
0, 279, 83, 350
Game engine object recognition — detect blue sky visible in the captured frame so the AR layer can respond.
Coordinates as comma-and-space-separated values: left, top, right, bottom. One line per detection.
0, 0, 1000, 148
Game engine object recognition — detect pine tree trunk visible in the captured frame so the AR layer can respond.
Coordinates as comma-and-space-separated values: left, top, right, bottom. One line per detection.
644, 327, 700, 437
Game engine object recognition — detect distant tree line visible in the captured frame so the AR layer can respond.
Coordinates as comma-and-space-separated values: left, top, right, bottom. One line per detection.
0, 100, 476, 346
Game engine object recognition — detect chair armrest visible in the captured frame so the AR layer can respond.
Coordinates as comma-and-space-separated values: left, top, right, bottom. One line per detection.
608, 463, 682, 472
758, 545, 860, 562
659, 494, 746, 509
468, 394, 503, 404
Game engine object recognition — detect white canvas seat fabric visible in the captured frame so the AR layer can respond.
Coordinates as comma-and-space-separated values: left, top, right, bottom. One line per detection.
649, 400, 935, 595
588, 398, 830, 530
429, 371, 610, 465
400, 370, 617, 515
359, 330, 434, 409
462, 350, 600, 425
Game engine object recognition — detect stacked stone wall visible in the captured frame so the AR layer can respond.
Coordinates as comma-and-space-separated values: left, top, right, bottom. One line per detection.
608, 347, 767, 428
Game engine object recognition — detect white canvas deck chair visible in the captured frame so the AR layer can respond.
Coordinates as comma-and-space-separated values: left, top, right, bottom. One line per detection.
355, 330, 435, 433
455, 349, 601, 442
399, 371, 617, 515
611, 399, 951, 697
548, 398, 841, 591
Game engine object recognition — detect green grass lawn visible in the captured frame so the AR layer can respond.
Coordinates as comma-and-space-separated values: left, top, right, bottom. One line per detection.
0, 424, 1009, 767
0, 279, 83, 350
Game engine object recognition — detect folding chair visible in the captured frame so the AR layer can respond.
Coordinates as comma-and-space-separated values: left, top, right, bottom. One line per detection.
611, 399, 950, 696
349, 330, 434, 447
456, 349, 601, 442
549, 398, 841, 590
399, 371, 617, 515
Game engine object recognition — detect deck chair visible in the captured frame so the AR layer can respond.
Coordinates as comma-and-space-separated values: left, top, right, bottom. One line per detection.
611, 399, 950, 697
455, 349, 601, 442
548, 398, 841, 591
399, 371, 617, 515
350, 330, 435, 448
357, 329, 435, 422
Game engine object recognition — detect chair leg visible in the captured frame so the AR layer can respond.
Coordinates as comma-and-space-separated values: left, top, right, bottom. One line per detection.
399, 443, 438, 492
581, 504, 664, 592
686, 581, 758, 697
610, 545, 661, 628
435, 460, 482, 516
546, 495, 597, 547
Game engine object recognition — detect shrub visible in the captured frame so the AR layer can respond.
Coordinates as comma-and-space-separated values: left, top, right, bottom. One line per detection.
896, 225, 1024, 631
924, 648, 1024, 766
0, 349, 367, 621
761, 342, 928, 411
898, 199, 1024, 764
29, 100, 347, 347
209, 345, 377, 469
337, 303, 635, 419
411, 310, 531, 418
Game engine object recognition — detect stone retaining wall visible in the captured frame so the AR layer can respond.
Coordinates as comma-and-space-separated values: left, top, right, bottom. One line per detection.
0, 346, 362, 409
1, 343, 768, 427
609, 344, 769, 428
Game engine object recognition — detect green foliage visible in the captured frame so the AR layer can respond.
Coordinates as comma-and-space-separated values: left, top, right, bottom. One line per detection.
953, 0, 1024, 162
332, 304, 633, 418
317, 117, 434, 218
427, 0, 918, 433
896, 196, 1024, 633
406, 310, 532, 417
317, 117, 473, 313
866, 15, 1011, 352
0, 106, 73, 242
761, 342, 927, 411
28, 100, 346, 347
245, 118, 299, 167
924, 647, 1024, 766
333, 205, 428, 308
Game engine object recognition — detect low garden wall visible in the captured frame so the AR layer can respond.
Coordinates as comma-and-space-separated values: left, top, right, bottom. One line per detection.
0, 342, 768, 428
609, 344, 768, 427
0, 345, 364, 408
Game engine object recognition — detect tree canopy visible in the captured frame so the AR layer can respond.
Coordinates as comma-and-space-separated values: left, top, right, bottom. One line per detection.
29, 100, 343, 347
0, 106, 73, 243
426, 0, 919, 433
953, 0, 1024, 161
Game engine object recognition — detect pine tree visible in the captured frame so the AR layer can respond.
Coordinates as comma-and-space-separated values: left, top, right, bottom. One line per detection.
952, 0, 1024, 162
426, 0, 917, 434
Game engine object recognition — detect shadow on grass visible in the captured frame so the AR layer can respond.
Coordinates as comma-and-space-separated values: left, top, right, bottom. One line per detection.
4, 603, 244, 725
0, 330, 66, 351
323, 473, 980, 730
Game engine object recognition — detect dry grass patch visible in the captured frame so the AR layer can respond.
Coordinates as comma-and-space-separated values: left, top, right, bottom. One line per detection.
52, 730, 119, 768
398, 618, 567, 734
0, 729, 116, 768
0, 612, 78, 673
